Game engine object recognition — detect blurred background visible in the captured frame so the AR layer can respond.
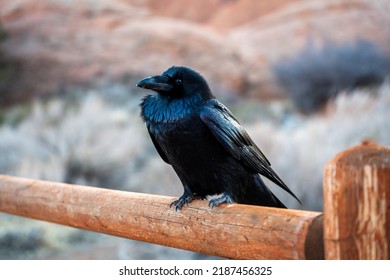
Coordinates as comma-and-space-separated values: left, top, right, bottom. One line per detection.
0, 0, 389, 259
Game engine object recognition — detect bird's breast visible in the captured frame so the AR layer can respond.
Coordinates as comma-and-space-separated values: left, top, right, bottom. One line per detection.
140, 95, 201, 125
141, 96, 237, 189
151, 115, 227, 171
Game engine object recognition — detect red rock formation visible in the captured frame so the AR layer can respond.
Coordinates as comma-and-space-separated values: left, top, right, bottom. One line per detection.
0, 0, 389, 105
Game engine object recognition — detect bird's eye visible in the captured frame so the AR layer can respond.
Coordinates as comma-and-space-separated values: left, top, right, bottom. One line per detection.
175, 79, 182, 85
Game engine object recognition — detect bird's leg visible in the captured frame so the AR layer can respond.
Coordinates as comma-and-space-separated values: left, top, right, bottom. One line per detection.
170, 184, 193, 211
208, 192, 235, 209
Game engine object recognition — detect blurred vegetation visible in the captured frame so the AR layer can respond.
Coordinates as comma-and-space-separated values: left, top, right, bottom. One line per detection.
0, 228, 46, 259
0, 22, 11, 108
273, 40, 390, 113
0, 23, 6, 42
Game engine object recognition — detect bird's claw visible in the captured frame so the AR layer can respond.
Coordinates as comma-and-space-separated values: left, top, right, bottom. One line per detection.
170, 194, 193, 211
208, 193, 234, 209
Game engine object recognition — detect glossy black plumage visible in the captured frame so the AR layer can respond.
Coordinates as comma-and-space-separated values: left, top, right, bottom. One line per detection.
137, 66, 300, 210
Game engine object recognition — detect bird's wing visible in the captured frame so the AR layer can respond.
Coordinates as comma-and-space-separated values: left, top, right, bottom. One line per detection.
148, 130, 170, 164
200, 99, 300, 202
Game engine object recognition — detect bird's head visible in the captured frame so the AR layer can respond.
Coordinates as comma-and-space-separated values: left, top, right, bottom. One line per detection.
136, 66, 214, 100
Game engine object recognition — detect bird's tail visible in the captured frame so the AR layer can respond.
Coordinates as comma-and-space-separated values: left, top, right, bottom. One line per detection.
240, 175, 287, 208
261, 166, 301, 205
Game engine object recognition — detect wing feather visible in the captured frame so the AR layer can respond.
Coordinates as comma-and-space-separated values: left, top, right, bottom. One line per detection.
200, 99, 300, 203
148, 130, 170, 164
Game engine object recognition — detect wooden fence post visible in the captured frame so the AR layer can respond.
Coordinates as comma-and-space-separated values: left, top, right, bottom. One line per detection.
323, 141, 390, 259
0, 175, 323, 260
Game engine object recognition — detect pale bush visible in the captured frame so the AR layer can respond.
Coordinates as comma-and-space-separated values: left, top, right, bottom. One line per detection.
247, 83, 390, 210
0, 92, 148, 189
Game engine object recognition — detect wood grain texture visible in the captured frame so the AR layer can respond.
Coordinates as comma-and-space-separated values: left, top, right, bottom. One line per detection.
0, 175, 323, 259
323, 141, 390, 259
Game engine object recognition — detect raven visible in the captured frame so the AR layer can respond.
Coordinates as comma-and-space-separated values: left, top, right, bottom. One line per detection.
137, 66, 300, 210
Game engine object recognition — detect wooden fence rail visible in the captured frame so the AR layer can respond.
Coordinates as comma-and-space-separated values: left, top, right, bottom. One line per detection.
0, 141, 389, 259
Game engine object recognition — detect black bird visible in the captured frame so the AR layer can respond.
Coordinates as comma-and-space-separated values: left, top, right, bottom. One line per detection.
137, 66, 300, 210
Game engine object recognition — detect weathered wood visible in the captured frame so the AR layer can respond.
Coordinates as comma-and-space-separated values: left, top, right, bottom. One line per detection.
323, 141, 390, 259
0, 174, 323, 259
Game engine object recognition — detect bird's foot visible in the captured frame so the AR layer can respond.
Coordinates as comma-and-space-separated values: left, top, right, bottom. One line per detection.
170, 194, 193, 211
208, 193, 234, 209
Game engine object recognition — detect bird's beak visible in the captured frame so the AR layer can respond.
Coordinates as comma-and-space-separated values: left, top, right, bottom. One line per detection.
136, 75, 173, 92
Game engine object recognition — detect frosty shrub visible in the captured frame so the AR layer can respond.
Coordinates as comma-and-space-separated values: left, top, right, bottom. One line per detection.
247, 83, 390, 210
0, 92, 145, 189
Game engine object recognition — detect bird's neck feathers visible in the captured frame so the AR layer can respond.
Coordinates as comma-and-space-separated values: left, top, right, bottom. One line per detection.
140, 93, 206, 124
